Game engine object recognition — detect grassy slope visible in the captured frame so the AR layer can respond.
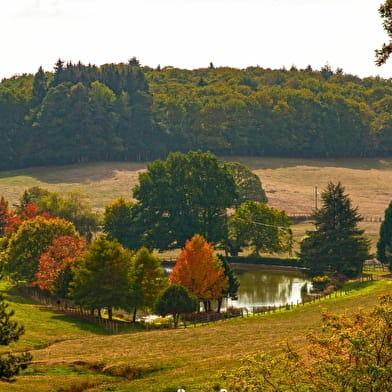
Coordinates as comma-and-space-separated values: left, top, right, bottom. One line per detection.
0, 157, 391, 253
2, 280, 392, 392
0, 157, 391, 390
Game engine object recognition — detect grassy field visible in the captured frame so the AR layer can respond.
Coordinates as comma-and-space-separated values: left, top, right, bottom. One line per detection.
2, 279, 391, 392
0, 157, 391, 390
0, 157, 390, 253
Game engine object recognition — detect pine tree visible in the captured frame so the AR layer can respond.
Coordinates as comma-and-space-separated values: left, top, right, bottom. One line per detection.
377, 201, 392, 270
0, 292, 32, 381
299, 182, 370, 278
32, 66, 47, 106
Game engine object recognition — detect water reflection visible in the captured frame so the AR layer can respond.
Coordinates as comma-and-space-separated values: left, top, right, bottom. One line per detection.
228, 268, 311, 310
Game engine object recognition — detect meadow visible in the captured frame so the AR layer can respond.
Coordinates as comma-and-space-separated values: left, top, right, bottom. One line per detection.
1, 279, 391, 391
1, 157, 392, 391
0, 156, 391, 253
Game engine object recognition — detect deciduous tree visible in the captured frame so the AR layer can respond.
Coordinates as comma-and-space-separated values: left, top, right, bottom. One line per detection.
154, 284, 198, 328
228, 201, 292, 256
103, 197, 135, 249
376, 0, 392, 66
34, 235, 88, 296
127, 247, 165, 322
5, 216, 77, 282
169, 234, 227, 311
224, 161, 267, 206
133, 151, 237, 250
70, 238, 133, 320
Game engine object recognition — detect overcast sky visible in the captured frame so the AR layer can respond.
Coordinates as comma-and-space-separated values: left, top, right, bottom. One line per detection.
1, 0, 391, 80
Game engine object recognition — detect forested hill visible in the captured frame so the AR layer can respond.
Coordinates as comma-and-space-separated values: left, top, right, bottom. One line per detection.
1, 59, 392, 170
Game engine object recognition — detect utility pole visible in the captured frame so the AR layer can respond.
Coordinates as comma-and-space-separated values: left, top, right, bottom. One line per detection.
315, 185, 318, 210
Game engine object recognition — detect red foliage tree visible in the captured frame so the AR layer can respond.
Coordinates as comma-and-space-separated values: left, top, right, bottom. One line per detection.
169, 234, 227, 311
34, 235, 87, 294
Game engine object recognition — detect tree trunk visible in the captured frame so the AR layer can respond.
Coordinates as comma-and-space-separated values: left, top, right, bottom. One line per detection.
173, 313, 179, 328
98, 308, 102, 318
132, 307, 137, 323
217, 297, 223, 313
108, 307, 113, 320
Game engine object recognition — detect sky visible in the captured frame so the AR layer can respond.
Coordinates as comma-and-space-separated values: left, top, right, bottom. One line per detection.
1, 0, 391, 80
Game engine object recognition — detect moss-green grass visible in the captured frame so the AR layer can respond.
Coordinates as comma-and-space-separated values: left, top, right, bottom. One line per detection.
2, 279, 391, 392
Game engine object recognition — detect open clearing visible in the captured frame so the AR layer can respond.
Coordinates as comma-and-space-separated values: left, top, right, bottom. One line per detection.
0, 157, 390, 252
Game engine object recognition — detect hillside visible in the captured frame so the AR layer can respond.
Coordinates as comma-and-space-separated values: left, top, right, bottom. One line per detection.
3, 279, 391, 391
0, 157, 390, 251
1, 62, 392, 170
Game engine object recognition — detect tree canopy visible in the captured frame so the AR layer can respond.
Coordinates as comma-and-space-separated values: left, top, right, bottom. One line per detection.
1, 60, 392, 171
154, 284, 198, 328
224, 161, 267, 206
70, 237, 133, 320
228, 201, 292, 256
133, 151, 237, 250
376, 0, 392, 65
4, 216, 77, 282
169, 234, 227, 311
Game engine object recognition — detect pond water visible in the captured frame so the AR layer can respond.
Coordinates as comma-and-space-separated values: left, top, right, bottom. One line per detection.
227, 267, 312, 311
163, 263, 312, 312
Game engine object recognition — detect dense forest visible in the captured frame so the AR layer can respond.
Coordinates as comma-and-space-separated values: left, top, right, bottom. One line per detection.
1, 58, 392, 170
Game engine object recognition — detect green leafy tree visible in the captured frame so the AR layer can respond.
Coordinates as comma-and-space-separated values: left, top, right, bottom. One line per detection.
299, 182, 370, 278
377, 200, 392, 270
154, 284, 198, 328
5, 216, 77, 282
228, 201, 292, 256
32, 66, 48, 106
376, 0, 392, 66
70, 237, 133, 320
133, 151, 237, 250
0, 292, 32, 381
103, 197, 135, 249
128, 247, 165, 322
224, 161, 267, 206
0, 197, 12, 237
222, 295, 392, 392
19, 188, 98, 241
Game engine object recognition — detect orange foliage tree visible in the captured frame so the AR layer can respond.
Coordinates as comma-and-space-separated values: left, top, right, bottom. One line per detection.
169, 234, 227, 311
34, 235, 87, 296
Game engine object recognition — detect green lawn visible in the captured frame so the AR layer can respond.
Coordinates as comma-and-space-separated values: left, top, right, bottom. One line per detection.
2, 279, 391, 392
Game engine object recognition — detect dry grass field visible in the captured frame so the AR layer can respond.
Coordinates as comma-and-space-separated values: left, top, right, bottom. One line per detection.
0, 156, 390, 253
3, 280, 392, 392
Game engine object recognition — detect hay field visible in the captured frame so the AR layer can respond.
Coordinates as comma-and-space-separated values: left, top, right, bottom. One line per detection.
0, 157, 391, 251
5, 280, 392, 392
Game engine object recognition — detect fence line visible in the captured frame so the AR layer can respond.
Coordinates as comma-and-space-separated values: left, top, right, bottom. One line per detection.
17, 286, 128, 333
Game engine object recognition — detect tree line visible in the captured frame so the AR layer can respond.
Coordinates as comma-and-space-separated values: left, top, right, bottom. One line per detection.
1, 58, 392, 170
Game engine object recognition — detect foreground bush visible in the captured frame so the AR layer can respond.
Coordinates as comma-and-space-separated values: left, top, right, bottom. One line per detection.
222, 295, 392, 392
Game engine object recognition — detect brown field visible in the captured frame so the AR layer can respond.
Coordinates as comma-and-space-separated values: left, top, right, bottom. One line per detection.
0, 157, 390, 253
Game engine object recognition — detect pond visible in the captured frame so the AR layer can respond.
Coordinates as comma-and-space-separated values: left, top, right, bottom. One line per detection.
162, 262, 312, 313
227, 267, 312, 311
